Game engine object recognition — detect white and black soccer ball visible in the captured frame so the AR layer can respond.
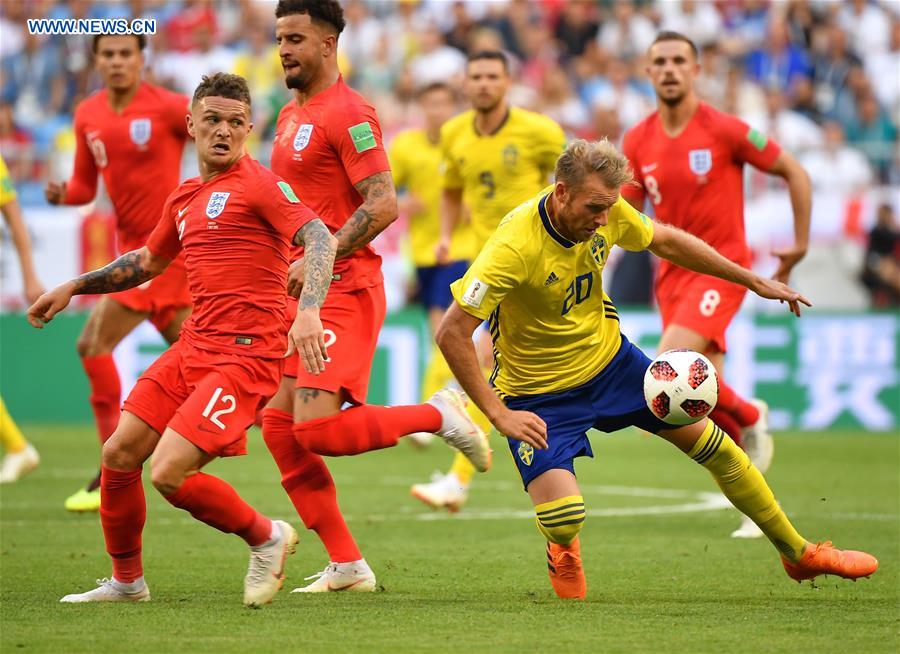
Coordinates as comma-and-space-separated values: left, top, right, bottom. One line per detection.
643, 350, 719, 426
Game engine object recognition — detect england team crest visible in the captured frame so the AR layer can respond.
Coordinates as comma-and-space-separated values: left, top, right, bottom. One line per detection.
293, 124, 314, 151
205, 192, 231, 219
688, 149, 712, 176
129, 119, 151, 146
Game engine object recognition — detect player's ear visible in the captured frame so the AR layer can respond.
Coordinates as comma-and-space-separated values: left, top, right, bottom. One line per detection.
321, 32, 337, 58
185, 113, 195, 138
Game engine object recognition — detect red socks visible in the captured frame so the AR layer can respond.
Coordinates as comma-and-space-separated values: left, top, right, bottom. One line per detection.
163, 472, 272, 547
709, 407, 743, 449
262, 408, 362, 563
293, 404, 441, 456
716, 380, 760, 429
100, 466, 146, 583
82, 354, 122, 444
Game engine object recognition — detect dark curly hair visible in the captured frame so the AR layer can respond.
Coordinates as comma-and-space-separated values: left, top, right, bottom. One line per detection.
275, 0, 345, 35
192, 73, 252, 108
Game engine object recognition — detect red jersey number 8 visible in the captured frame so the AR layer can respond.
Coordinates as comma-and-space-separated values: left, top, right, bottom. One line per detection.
644, 174, 662, 206
699, 290, 721, 317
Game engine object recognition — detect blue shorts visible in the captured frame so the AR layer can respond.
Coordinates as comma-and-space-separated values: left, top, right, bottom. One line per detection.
504, 335, 670, 489
415, 261, 470, 310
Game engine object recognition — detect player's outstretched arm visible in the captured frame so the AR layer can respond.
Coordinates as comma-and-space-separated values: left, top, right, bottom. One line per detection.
1, 198, 45, 304
287, 218, 337, 375
26, 246, 170, 328
767, 151, 812, 284
332, 171, 397, 259
436, 304, 548, 449
436, 187, 463, 265
648, 222, 812, 317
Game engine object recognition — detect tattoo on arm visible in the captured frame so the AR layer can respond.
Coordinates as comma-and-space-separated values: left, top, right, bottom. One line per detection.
333, 171, 397, 258
294, 218, 337, 310
72, 249, 155, 295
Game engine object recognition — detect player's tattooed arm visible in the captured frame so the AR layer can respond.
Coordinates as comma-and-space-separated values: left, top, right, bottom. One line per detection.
294, 218, 337, 310
333, 171, 397, 258
27, 247, 170, 328
73, 247, 169, 294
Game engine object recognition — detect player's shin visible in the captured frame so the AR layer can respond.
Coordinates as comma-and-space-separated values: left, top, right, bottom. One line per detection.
687, 420, 806, 561
100, 466, 146, 583
262, 408, 362, 563
82, 354, 123, 444
293, 404, 441, 456
162, 472, 272, 546
535, 495, 585, 545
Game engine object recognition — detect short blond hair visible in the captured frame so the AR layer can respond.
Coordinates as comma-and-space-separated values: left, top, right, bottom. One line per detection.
554, 138, 634, 190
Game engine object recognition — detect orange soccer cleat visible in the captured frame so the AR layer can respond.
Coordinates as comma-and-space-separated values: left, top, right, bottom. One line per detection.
781, 541, 879, 582
546, 537, 587, 600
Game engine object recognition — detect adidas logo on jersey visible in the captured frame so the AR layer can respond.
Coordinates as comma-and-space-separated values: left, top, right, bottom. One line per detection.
544, 272, 560, 286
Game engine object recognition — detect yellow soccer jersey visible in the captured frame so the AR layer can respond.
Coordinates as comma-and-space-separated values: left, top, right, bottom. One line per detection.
441, 108, 566, 247
390, 128, 476, 267
450, 188, 655, 397
0, 156, 15, 207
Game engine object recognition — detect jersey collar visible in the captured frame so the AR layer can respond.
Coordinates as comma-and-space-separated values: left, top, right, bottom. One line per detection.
539, 193, 575, 249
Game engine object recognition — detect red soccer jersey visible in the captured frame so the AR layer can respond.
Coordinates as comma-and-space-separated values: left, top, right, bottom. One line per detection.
270, 76, 390, 293
621, 102, 781, 290
146, 155, 319, 358
65, 82, 190, 252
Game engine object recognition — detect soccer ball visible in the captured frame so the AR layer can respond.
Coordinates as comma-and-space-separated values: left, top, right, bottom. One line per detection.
643, 350, 719, 426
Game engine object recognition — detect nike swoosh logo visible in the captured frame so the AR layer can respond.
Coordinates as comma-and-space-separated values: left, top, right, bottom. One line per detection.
328, 579, 368, 591
178, 207, 188, 218
641, 163, 658, 174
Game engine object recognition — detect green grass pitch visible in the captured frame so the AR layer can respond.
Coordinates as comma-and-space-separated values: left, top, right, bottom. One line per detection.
1, 426, 897, 653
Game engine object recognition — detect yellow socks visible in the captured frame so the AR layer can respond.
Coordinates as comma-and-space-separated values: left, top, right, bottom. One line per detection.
690, 420, 806, 561
421, 344, 455, 401
535, 495, 586, 545
0, 396, 27, 454
449, 451, 475, 485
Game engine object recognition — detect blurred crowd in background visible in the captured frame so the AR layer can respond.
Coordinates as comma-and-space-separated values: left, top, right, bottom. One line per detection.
0, 0, 898, 307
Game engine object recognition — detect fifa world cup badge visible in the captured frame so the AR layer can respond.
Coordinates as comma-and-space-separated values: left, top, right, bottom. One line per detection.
518, 442, 534, 466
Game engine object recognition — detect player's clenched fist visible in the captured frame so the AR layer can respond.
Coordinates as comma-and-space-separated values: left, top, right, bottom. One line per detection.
285, 306, 328, 375
286, 257, 305, 298
493, 407, 548, 450
26, 282, 76, 328
44, 181, 67, 205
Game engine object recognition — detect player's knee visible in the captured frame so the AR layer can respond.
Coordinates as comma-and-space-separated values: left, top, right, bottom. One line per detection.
101, 436, 140, 470
149, 458, 184, 497
534, 495, 585, 545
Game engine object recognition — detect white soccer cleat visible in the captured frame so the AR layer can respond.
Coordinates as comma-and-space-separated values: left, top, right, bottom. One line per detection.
291, 559, 376, 593
243, 520, 299, 608
731, 514, 765, 539
742, 399, 774, 473
407, 431, 436, 448
410, 471, 469, 512
0, 444, 39, 484
427, 388, 491, 472
60, 577, 150, 603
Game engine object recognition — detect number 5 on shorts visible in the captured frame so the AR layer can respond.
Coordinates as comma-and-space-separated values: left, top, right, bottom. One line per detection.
202, 387, 236, 430
699, 289, 721, 317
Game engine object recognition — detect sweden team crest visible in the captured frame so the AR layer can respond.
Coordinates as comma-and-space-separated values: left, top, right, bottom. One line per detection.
688, 149, 712, 176
293, 124, 314, 151
205, 192, 231, 219
590, 234, 607, 265
129, 118, 151, 146
517, 442, 534, 466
